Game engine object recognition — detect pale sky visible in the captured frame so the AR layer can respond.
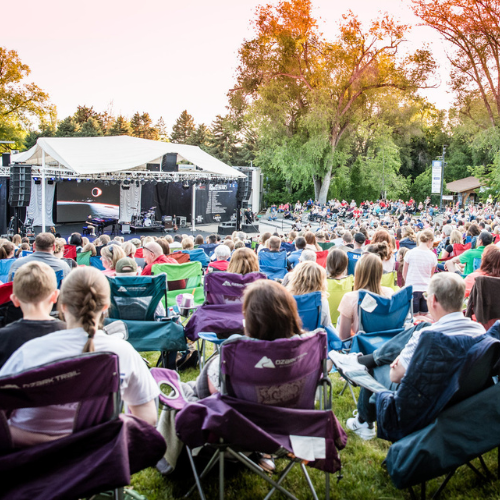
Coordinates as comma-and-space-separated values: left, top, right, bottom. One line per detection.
7, 0, 452, 131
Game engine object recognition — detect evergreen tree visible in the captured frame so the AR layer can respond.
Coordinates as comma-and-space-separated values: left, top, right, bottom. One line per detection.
155, 116, 169, 141
208, 114, 240, 165
56, 116, 80, 137
171, 110, 195, 144
130, 112, 159, 140
108, 115, 131, 136
78, 117, 104, 136
188, 123, 211, 150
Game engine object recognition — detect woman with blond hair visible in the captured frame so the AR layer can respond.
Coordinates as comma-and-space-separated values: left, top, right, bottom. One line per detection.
100, 244, 126, 276
441, 229, 463, 259
403, 229, 437, 315
398, 226, 417, 250
337, 253, 395, 340
227, 247, 259, 275
286, 261, 332, 328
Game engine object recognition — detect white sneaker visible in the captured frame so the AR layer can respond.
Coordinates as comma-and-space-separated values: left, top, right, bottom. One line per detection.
346, 411, 376, 440
329, 351, 367, 376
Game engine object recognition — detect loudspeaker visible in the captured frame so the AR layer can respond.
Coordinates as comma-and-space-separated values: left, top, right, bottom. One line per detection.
2, 153, 10, 167
162, 153, 178, 172
147, 163, 160, 172
236, 175, 251, 202
242, 223, 257, 233
218, 224, 236, 235
9, 165, 32, 207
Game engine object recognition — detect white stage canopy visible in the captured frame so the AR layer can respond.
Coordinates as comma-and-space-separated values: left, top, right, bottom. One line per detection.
12, 136, 245, 178
10, 136, 245, 232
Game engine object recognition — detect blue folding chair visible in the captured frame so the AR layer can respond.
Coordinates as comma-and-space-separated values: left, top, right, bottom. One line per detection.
473, 258, 482, 271
293, 292, 322, 331
89, 256, 105, 271
350, 286, 414, 355
346, 251, 362, 276
0, 259, 16, 283
258, 251, 287, 280
182, 248, 210, 268
11, 269, 64, 289
199, 243, 219, 258
280, 242, 295, 254
21, 250, 33, 258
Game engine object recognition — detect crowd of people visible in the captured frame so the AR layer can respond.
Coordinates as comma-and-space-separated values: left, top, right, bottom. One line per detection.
0, 195, 500, 485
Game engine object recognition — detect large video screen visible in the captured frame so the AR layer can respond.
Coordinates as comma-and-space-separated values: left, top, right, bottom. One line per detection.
56, 181, 120, 222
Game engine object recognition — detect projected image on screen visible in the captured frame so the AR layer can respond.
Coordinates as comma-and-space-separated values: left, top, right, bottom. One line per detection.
57, 181, 120, 222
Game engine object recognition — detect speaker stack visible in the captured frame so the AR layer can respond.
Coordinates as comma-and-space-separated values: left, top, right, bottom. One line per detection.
218, 223, 236, 236
236, 175, 252, 202
9, 166, 32, 208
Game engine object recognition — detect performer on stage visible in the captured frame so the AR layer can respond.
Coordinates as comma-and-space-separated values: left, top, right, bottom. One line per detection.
85, 214, 96, 236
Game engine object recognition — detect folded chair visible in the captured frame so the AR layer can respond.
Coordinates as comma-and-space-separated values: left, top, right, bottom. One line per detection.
0, 258, 16, 283
350, 287, 413, 355
327, 276, 354, 327
0, 352, 166, 499
106, 274, 187, 367
152, 330, 347, 500
152, 261, 204, 308
381, 332, 500, 499
258, 251, 288, 280
76, 250, 92, 266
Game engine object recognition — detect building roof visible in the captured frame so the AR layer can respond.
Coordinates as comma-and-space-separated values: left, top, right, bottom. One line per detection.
446, 176, 482, 193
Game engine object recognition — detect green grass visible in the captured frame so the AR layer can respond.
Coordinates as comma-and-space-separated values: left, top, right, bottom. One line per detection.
130, 351, 500, 499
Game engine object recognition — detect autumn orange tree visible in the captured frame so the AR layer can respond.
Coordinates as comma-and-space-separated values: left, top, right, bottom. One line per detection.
412, 0, 500, 128
231, 0, 436, 203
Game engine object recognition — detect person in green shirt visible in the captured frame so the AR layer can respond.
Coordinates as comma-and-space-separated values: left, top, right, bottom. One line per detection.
445, 231, 493, 275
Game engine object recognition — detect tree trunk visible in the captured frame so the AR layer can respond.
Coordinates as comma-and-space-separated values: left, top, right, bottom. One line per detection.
317, 169, 332, 204
313, 176, 321, 200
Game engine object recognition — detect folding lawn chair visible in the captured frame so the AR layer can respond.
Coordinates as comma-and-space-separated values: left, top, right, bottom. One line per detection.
258, 251, 288, 280
381, 271, 398, 291
152, 330, 347, 500
380, 332, 500, 499
453, 242, 471, 256
63, 244, 77, 261
281, 242, 295, 254
90, 255, 105, 270
170, 252, 190, 264
466, 276, 500, 329
294, 291, 322, 331
199, 243, 219, 258
152, 261, 204, 308
76, 250, 92, 266
346, 251, 362, 276
327, 276, 354, 327
21, 250, 33, 257
318, 242, 335, 251
11, 269, 64, 290
0, 258, 15, 283
189, 271, 267, 367
473, 258, 482, 271
316, 250, 329, 268
0, 352, 166, 499
0, 282, 22, 328
183, 248, 210, 268
105, 274, 187, 367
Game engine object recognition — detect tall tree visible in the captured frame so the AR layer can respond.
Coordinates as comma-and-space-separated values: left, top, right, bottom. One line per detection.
171, 110, 196, 144
108, 115, 131, 136
207, 115, 241, 165
188, 123, 211, 150
78, 117, 104, 136
155, 116, 169, 141
232, 0, 436, 203
56, 116, 80, 137
130, 112, 159, 140
412, 0, 500, 127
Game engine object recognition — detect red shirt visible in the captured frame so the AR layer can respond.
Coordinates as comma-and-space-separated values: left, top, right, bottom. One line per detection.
207, 260, 229, 273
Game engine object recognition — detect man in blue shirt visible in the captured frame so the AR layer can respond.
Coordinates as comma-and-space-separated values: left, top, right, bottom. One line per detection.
287, 237, 306, 269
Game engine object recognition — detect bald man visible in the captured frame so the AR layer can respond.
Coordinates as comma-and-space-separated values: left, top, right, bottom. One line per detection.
141, 241, 186, 290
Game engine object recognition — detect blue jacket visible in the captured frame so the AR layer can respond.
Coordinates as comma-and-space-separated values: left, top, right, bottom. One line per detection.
376, 331, 499, 442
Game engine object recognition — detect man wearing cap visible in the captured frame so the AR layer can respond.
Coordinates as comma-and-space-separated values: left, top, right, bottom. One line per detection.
351, 233, 366, 254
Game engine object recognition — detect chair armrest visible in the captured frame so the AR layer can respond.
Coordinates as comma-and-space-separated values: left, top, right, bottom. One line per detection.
150, 368, 188, 410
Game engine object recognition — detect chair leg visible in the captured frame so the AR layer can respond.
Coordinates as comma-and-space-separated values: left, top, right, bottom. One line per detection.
184, 446, 210, 500
300, 463, 319, 500
263, 459, 297, 500
219, 446, 225, 500
325, 471, 330, 500
348, 383, 357, 404
114, 488, 124, 500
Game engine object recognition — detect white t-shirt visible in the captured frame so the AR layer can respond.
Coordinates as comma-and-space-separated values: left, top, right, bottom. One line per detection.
404, 247, 437, 292
0, 327, 160, 436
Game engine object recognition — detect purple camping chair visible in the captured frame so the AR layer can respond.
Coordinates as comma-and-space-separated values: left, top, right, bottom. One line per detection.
154, 330, 347, 500
187, 271, 267, 368
0, 352, 166, 500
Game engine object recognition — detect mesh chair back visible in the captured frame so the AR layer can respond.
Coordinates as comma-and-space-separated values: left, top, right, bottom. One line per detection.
358, 287, 413, 334
0, 353, 120, 439
170, 252, 190, 264
63, 245, 77, 260
258, 251, 287, 280
107, 274, 167, 321
294, 291, 322, 331
347, 251, 362, 275
327, 276, 354, 326
220, 330, 327, 409
0, 259, 15, 283
204, 271, 267, 305
183, 248, 210, 267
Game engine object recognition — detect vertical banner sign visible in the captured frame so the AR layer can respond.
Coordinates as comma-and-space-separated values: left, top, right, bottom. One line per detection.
431, 160, 442, 194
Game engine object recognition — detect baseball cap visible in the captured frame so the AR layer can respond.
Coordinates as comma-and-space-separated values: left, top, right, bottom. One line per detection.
115, 257, 138, 275
354, 232, 366, 244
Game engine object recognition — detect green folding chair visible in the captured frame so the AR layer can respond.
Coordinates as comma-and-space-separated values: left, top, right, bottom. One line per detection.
152, 261, 205, 308
327, 275, 354, 327
318, 242, 335, 251
381, 271, 399, 291
76, 251, 92, 266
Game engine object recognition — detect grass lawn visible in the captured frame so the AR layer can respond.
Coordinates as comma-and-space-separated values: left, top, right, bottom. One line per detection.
129, 351, 500, 500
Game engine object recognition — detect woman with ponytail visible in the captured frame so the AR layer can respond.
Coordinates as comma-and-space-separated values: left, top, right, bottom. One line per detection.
0, 267, 160, 447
